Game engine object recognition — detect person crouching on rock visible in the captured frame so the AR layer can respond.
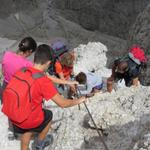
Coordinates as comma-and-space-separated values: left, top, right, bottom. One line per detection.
107, 57, 140, 92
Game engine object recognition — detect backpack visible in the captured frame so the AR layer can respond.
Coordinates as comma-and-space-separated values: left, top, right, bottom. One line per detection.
48, 41, 69, 75
115, 46, 148, 70
128, 46, 148, 65
2, 68, 44, 123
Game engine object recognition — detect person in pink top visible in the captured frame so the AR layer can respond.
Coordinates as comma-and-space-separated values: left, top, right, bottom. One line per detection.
1, 37, 37, 140
2, 37, 37, 86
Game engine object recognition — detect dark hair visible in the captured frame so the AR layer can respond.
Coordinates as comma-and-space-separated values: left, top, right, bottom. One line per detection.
18, 37, 37, 52
117, 61, 129, 73
34, 44, 53, 64
75, 72, 87, 84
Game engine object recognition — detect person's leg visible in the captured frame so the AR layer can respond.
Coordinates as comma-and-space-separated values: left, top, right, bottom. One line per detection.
38, 121, 51, 141
8, 119, 15, 140
124, 74, 132, 87
21, 132, 32, 150
32, 110, 53, 149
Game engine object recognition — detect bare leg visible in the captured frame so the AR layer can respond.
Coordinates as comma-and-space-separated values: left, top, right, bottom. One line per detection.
38, 121, 51, 141
21, 132, 32, 150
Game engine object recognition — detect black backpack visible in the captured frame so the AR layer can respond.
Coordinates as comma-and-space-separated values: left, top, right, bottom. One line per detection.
48, 41, 68, 75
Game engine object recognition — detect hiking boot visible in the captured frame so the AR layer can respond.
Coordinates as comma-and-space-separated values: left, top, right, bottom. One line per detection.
8, 131, 15, 141
32, 134, 53, 150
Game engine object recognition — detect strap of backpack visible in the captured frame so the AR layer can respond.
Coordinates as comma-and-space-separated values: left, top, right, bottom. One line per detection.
21, 67, 28, 72
21, 67, 45, 79
32, 72, 45, 79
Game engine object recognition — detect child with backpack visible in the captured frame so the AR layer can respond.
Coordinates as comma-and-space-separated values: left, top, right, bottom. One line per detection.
108, 45, 147, 89
75, 72, 103, 97
48, 40, 75, 80
2, 44, 86, 150
54, 52, 76, 97
47, 40, 76, 97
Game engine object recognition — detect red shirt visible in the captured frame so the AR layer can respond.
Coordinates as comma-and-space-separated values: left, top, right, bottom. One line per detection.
12, 67, 58, 129
55, 61, 73, 79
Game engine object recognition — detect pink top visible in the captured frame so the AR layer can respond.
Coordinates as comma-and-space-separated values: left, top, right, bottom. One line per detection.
2, 51, 33, 83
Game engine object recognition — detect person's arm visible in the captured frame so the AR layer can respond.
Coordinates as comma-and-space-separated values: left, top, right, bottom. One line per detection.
111, 63, 117, 79
46, 74, 78, 85
52, 93, 86, 108
110, 58, 121, 79
57, 72, 65, 80
130, 67, 140, 86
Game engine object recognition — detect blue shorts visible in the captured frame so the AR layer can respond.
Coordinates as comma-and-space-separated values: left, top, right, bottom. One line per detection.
93, 83, 103, 90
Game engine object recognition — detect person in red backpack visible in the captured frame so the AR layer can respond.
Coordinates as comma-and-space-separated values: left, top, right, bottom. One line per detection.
3, 44, 86, 150
108, 45, 147, 88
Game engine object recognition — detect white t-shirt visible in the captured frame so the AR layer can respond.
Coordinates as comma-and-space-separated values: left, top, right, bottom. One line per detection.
77, 72, 103, 95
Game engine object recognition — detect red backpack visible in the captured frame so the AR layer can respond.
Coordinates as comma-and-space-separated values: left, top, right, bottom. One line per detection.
2, 68, 44, 123
128, 46, 148, 65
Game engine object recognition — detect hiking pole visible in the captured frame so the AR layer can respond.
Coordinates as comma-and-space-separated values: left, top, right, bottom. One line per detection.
74, 84, 81, 110
78, 103, 81, 110
76, 87, 109, 150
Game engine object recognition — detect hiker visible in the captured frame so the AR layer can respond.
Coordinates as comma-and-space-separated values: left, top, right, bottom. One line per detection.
48, 40, 75, 80
1, 37, 37, 140
109, 59, 140, 87
1, 37, 37, 93
53, 51, 76, 96
2, 44, 86, 150
75, 72, 103, 97
46, 40, 76, 96
108, 45, 147, 87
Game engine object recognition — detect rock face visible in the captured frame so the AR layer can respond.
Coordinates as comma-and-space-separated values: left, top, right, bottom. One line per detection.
128, 4, 150, 85
0, 0, 46, 38
129, 3, 150, 52
51, 0, 149, 39
0, 0, 149, 40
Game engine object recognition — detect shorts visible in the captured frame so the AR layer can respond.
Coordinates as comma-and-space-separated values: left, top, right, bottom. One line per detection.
93, 83, 103, 90
13, 109, 53, 134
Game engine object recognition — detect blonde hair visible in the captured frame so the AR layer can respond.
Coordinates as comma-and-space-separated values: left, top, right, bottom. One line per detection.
60, 52, 74, 67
